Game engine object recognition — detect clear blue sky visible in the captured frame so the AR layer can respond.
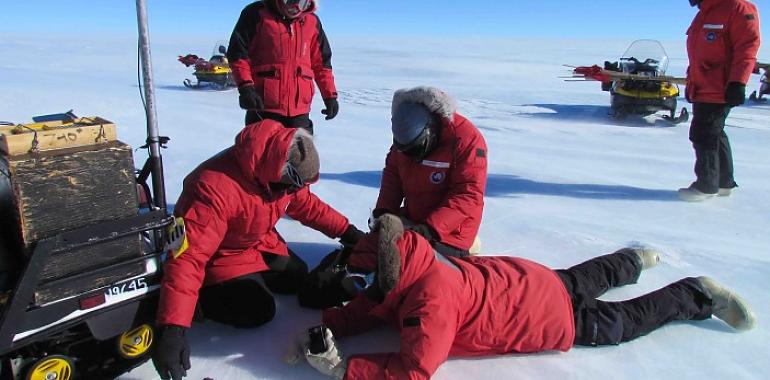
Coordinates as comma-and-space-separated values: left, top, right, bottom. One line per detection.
0, 1, 767, 40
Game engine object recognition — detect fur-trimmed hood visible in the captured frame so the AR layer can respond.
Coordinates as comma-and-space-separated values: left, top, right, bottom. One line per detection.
391, 86, 458, 122
348, 214, 437, 300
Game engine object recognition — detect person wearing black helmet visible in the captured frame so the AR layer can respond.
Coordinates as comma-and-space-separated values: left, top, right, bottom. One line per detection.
227, 0, 339, 134
373, 86, 488, 258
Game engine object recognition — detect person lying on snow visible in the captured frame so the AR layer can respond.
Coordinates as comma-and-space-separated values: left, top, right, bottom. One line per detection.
297, 86, 489, 310
373, 86, 488, 258
152, 120, 364, 380
285, 214, 756, 380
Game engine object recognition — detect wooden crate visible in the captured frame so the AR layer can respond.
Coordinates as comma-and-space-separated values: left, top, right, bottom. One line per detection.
0, 117, 117, 156
1, 141, 145, 304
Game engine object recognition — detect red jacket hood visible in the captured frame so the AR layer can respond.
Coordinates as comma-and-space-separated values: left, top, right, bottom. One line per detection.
233, 119, 294, 188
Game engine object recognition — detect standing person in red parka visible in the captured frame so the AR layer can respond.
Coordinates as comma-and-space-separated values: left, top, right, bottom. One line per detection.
374, 86, 487, 257
678, 0, 761, 201
285, 214, 757, 380
151, 121, 364, 380
227, 0, 339, 133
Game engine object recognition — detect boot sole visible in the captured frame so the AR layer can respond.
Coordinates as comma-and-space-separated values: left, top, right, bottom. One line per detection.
677, 189, 717, 202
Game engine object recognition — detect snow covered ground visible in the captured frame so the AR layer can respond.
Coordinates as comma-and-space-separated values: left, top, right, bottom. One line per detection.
1, 35, 768, 379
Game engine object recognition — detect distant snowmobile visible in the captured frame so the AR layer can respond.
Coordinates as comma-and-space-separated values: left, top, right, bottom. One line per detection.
748, 62, 770, 102
178, 41, 236, 90
565, 39, 689, 124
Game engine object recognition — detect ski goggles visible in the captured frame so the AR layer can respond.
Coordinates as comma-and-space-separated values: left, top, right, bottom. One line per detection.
393, 126, 433, 159
343, 267, 375, 292
280, 0, 312, 14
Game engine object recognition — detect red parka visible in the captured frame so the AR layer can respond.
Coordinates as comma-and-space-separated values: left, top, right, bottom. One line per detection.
323, 231, 575, 380
157, 120, 349, 327
686, 0, 761, 103
227, 1, 337, 117
376, 112, 487, 251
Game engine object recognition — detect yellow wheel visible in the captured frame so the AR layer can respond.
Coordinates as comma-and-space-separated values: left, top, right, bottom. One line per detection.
117, 324, 154, 359
25, 355, 74, 380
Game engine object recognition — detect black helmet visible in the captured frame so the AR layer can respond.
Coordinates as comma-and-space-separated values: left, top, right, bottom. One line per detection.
391, 102, 439, 160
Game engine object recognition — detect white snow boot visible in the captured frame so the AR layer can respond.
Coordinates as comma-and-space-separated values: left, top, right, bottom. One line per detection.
630, 247, 660, 270
718, 187, 735, 197
678, 186, 717, 202
697, 276, 757, 331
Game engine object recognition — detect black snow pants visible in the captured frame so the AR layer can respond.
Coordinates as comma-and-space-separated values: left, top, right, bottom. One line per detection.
245, 111, 314, 134
197, 249, 308, 328
556, 248, 713, 346
688, 103, 737, 194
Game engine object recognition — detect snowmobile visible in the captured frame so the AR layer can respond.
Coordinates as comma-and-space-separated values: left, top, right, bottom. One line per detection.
179, 41, 236, 90
0, 2, 180, 379
748, 62, 770, 102
566, 39, 689, 124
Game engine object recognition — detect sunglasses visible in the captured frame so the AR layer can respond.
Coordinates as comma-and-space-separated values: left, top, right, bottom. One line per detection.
284, 161, 305, 189
343, 267, 375, 292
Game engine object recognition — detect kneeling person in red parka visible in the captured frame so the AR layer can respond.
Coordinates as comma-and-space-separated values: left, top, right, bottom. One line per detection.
152, 120, 364, 380
286, 214, 756, 380
375, 86, 488, 258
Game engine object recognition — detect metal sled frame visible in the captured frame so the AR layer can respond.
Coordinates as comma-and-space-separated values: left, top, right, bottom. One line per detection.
0, 209, 173, 355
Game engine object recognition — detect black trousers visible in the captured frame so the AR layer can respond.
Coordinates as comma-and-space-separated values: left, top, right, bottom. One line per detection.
198, 250, 308, 328
245, 111, 313, 134
556, 249, 713, 346
689, 103, 736, 193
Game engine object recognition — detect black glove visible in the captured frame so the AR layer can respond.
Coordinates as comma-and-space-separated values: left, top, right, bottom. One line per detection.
340, 224, 365, 247
724, 82, 746, 107
152, 325, 191, 380
238, 84, 264, 111
321, 97, 339, 120
410, 224, 436, 242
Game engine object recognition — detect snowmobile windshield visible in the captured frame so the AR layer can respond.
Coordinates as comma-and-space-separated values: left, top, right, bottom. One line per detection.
619, 40, 670, 76
211, 40, 229, 61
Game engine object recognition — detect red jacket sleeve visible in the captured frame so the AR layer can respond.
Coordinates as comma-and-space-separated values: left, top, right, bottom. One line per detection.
375, 149, 405, 213
425, 127, 487, 241
322, 294, 382, 338
310, 14, 337, 99
728, 3, 761, 84
286, 186, 349, 238
226, 3, 261, 87
156, 186, 229, 327
344, 297, 459, 380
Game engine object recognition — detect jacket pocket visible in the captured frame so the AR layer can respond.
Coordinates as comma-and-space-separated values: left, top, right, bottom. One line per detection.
297, 66, 315, 107
253, 64, 281, 109
699, 61, 727, 96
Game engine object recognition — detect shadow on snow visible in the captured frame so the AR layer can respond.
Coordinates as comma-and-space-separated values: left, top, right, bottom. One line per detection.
521, 103, 680, 128
322, 171, 677, 201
